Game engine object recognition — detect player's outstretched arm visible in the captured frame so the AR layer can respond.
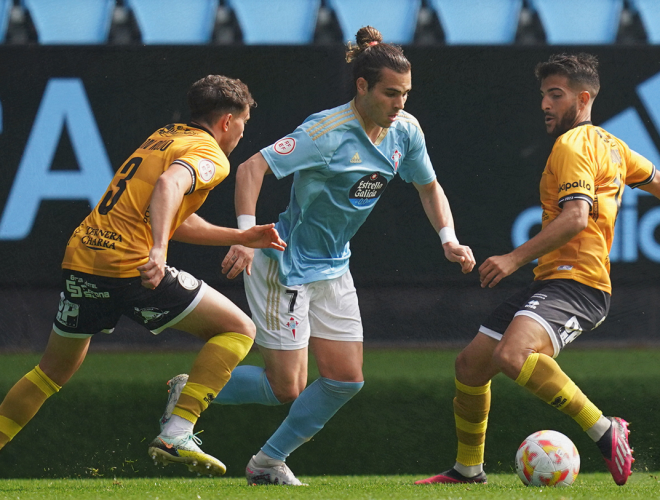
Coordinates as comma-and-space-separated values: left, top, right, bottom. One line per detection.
240, 223, 286, 250
222, 152, 274, 279
172, 214, 285, 250
479, 199, 589, 288
414, 179, 475, 274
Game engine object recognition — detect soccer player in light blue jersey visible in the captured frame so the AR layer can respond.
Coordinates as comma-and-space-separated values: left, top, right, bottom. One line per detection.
160, 26, 476, 485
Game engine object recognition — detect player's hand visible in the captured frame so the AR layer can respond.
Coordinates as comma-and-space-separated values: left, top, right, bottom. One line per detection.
443, 242, 476, 274
240, 223, 287, 251
479, 253, 520, 288
137, 247, 167, 289
222, 245, 254, 279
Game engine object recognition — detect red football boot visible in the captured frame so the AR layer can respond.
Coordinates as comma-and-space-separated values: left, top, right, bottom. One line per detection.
596, 417, 634, 486
415, 468, 487, 485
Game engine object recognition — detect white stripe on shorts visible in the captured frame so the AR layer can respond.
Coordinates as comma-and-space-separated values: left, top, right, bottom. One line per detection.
52, 324, 94, 338
151, 281, 208, 335
479, 325, 502, 341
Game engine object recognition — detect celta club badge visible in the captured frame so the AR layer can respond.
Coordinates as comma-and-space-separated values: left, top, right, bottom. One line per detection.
286, 317, 299, 339
391, 149, 402, 171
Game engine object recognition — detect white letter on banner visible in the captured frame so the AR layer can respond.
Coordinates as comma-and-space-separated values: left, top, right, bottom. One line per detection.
0, 78, 113, 240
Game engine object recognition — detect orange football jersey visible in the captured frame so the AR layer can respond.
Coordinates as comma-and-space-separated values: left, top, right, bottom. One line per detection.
62, 123, 230, 278
534, 123, 655, 293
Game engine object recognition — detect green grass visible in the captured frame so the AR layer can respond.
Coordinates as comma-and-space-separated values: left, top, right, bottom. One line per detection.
1, 347, 657, 383
0, 349, 658, 479
1, 474, 659, 500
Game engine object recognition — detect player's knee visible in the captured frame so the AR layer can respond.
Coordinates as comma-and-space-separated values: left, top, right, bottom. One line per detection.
269, 378, 306, 403
238, 317, 256, 339
492, 343, 525, 379
222, 313, 256, 340
455, 349, 478, 381
271, 385, 303, 404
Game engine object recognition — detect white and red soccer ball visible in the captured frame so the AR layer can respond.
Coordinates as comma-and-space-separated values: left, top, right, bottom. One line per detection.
515, 430, 580, 487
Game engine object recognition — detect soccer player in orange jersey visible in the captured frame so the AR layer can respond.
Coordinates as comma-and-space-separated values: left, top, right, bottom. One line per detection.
0, 75, 285, 476
416, 54, 660, 486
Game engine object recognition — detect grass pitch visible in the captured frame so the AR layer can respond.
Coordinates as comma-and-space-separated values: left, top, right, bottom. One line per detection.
1, 474, 659, 500
0, 348, 658, 482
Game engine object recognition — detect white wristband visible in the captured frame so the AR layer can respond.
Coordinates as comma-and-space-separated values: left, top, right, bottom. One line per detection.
439, 227, 459, 245
237, 214, 256, 230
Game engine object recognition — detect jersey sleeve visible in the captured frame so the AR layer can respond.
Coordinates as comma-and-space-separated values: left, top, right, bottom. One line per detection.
621, 143, 656, 188
396, 125, 436, 185
171, 140, 230, 194
550, 139, 597, 207
260, 125, 327, 179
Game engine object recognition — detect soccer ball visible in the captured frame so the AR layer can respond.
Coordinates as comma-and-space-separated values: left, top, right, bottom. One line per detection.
515, 430, 580, 487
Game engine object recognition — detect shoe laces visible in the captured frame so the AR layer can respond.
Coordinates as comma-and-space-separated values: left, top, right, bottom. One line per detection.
176, 430, 204, 451
189, 431, 203, 447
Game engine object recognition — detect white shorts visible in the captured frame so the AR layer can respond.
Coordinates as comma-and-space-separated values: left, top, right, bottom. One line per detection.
245, 249, 363, 350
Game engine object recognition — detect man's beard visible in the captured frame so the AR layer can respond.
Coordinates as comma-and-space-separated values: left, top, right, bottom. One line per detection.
549, 104, 578, 138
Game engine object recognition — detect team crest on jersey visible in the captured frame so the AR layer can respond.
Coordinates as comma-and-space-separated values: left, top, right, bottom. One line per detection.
391, 149, 402, 172
274, 137, 296, 155
349, 172, 388, 208
198, 159, 216, 182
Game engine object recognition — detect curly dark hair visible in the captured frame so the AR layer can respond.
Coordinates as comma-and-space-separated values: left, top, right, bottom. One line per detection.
188, 75, 256, 125
535, 53, 600, 97
345, 26, 411, 89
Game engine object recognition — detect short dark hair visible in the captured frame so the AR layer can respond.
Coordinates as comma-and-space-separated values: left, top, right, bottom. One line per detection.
188, 75, 256, 125
535, 53, 600, 97
345, 26, 411, 89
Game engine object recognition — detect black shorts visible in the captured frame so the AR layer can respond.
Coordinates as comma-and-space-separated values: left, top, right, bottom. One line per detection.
53, 267, 207, 338
480, 279, 610, 357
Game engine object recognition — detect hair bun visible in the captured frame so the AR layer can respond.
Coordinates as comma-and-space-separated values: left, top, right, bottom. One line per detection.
356, 26, 383, 47
346, 25, 384, 63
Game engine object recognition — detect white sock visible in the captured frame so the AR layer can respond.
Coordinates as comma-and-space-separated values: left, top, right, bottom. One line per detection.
162, 414, 194, 437
454, 461, 483, 478
586, 415, 612, 442
253, 449, 284, 467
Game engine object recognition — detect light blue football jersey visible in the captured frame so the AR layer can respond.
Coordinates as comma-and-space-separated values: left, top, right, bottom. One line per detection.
260, 100, 436, 286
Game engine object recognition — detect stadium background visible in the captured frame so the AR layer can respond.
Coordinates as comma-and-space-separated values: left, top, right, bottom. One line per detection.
0, 0, 659, 478
2, 46, 660, 350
